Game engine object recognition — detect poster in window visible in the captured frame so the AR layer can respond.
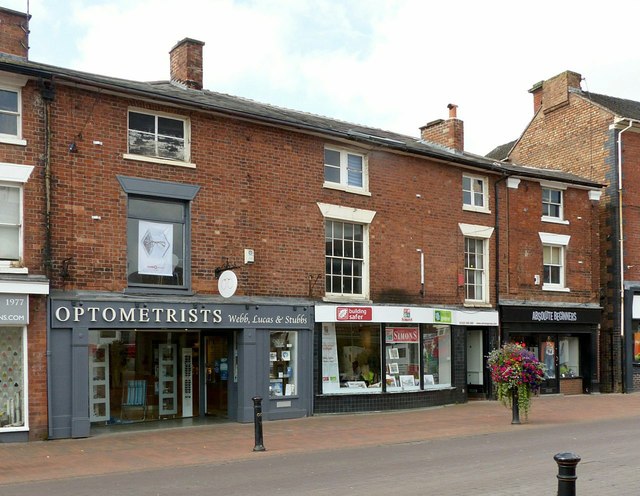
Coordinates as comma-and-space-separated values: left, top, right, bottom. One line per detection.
138, 220, 173, 276
634, 332, 640, 362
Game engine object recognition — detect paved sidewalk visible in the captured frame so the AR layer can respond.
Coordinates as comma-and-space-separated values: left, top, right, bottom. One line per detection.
2, 393, 640, 485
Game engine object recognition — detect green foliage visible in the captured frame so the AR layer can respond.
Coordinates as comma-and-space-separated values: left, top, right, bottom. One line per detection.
488, 342, 545, 420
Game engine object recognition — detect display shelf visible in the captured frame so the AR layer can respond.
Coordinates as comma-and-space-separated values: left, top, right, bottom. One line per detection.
159, 344, 177, 415
89, 345, 110, 422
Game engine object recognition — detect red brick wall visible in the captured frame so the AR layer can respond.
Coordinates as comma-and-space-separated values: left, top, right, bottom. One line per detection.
509, 89, 619, 390
27, 294, 48, 440
501, 181, 599, 303
0, 8, 29, 59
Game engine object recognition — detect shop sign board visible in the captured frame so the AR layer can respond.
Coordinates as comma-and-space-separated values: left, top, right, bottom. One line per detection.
336, 306, 372, 321
50, 299, 311, 329
385, 326, 419, 343
0, 294, 28, 325
501, 306, 600, 325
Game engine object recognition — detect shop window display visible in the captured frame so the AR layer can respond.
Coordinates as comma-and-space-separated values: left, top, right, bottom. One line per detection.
422, 326, 452, 388
559, 337, 580, 377
88, 330, 199, 424
385, 326, 420, 391
0, 327, 25, 429
321, 323, 452, 394
269, 331, 297, 397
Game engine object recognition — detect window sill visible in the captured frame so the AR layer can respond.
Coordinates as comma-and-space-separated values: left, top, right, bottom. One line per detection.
323, 295, 372, 303
124, 287, 194, 296
541, 216, 569, 225
0, 136, 27, 146
463, 301, 492, 308
462, 205, 491, 214
323, 181, 371, 196
0, 266, 28, 274
542, 285, 570, 293
123, 153, 196, 169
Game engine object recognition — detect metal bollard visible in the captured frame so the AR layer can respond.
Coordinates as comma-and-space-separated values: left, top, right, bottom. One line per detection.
511, 389, 521, 425
252, 396, 266, 452
554, 452, 581, 496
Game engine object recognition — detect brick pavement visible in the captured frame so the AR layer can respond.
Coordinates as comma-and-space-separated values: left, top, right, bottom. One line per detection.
1, 393, 639, 486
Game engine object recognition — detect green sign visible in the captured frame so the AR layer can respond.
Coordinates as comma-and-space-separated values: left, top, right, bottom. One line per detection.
434, 310, 452, 323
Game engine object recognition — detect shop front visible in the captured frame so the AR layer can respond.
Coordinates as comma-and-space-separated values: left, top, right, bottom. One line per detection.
48, 294, 313, 439
313, 304, 498, 413
500, 303, 600, 395
0, 278, 49, 442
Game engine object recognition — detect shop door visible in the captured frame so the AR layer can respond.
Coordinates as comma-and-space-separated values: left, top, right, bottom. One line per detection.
539, 335, 559, 394
204, 334, 229, 417
467, 330, 485, 397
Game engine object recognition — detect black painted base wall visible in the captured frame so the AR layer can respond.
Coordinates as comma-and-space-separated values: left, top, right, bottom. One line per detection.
313, 388, 466, 414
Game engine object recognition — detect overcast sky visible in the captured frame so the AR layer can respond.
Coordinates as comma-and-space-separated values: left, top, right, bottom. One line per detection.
5, 0, 640, 155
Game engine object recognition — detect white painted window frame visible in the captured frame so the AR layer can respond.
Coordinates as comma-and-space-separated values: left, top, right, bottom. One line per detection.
0, 74, 28, 146
541, 182, 569, 225
0, 163, 34, 273
459, 223, 494, 305
318, 202, 376, 301
323, 146, 370, 196
124, 107, 194, 168
462, 173, 490, 213
539, 232, 571, 292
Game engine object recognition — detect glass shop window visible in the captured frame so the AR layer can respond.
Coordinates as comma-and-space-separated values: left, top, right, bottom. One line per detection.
0, 327, 26, 430
422, 325, 452, 388
321, 323, 381, 393
559, 336, 580, 377
385, 326, 420, 391
269, 331, 297, 398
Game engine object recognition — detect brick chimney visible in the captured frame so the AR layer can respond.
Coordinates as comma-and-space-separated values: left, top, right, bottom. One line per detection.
529, 70, 582, 114
419, 103, 464, 151
0, 7, 30, 59
170, 38, 205, 90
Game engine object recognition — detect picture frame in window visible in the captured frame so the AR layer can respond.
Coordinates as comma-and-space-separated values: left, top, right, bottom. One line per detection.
346, 381, 367, 389
388, 348, 399, 360
281, 350, 291, 361
385, 375, 397, 387
399, 375, 417, 389
424, 374, 435, 385
388, 362, 399, 374
269, 352, 277, 362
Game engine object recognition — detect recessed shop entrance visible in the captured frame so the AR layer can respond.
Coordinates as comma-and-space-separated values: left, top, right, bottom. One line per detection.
203, 332, 233, 418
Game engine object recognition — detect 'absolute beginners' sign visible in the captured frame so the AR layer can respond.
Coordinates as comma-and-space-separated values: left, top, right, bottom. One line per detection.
50, 300, 311, 329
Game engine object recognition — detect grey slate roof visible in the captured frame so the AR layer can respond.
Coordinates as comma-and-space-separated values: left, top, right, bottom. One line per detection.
0, 53, 604, 189
582, 91, 640, 121
486, 140, 517, 161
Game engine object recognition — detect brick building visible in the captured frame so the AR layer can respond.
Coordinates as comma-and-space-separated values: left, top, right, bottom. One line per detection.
492, 70, 640, 393
0, 8, 602, 441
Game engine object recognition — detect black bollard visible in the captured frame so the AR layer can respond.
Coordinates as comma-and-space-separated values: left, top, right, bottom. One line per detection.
252, 396, 266, 452
511, 389, 521, 425
554, 452, 581, 496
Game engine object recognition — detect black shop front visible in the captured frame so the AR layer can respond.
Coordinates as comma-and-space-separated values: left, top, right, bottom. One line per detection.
500, 302, 600, 395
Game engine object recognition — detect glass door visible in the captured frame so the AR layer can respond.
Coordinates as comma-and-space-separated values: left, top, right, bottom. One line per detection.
539, 335, 559, 393
204, 334, 229, 417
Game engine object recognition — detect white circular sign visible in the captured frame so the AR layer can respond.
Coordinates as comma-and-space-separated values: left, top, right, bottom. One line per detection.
218, 270, 238, 298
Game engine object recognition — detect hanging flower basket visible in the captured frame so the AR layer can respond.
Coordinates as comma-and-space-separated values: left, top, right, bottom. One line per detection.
487, 342, 545, 421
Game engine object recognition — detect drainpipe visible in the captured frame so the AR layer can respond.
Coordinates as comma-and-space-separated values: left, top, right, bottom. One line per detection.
494, 173, 511, 345
617, 118, 637, 393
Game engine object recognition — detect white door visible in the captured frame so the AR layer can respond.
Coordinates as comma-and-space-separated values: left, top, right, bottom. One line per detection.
467, 330, 483, 385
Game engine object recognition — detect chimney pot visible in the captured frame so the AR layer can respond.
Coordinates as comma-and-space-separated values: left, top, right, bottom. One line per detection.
420, 104, 464, 151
